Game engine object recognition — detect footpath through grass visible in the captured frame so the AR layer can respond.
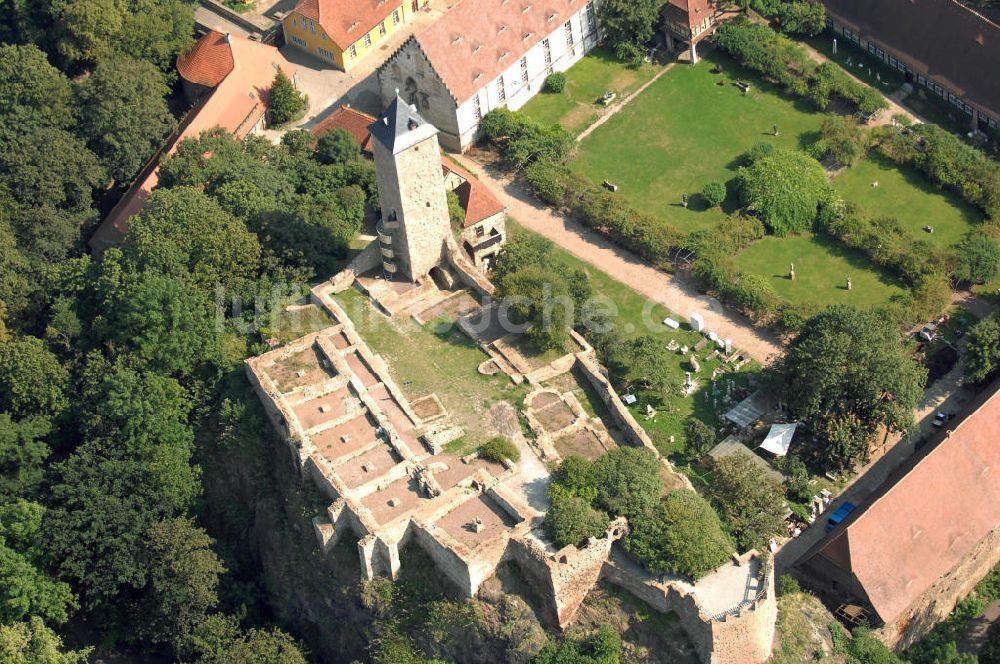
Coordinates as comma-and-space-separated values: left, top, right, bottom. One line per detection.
835, 153, 983, 249
520, 47, 659, 136
571, 50, 826, 233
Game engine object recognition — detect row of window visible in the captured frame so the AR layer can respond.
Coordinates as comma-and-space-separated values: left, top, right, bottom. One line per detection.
291, 7, 403, 62
472, 4, 598, 123
829, 20, 999, 129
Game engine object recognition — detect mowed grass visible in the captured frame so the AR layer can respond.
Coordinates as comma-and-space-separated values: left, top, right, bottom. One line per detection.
571, 50, 826, 232
735, 231, 906, 308
520, 47, 659, 135
333, 286, 529, 448
835, 153, 983, 248
507, 220, 760, 461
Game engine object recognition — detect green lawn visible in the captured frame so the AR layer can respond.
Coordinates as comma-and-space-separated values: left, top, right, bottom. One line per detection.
333, 287, 529, 451
835, 153, 983, 248
735, 231, 906, 308
571, 50, 827, 233
507, 220, 760, 461
520, 47, 659, 136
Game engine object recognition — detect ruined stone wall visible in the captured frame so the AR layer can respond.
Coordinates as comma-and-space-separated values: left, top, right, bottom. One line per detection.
880, 524, 1000, 650
445, 236, 495, 297
600, 552, 777, 664
506, 519, 628, 628
326, 240, 381, 293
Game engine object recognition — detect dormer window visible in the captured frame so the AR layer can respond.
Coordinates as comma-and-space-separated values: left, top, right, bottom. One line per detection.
498, 25, 508, 34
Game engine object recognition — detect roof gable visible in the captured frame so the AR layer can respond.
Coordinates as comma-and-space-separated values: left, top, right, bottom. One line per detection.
810, 383, 1000, 624
292, 0, 400, 49
414, 0, 592, 103
310, 105, 377, 153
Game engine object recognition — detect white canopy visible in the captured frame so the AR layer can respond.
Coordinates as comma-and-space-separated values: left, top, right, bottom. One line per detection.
759, 423, 798, 456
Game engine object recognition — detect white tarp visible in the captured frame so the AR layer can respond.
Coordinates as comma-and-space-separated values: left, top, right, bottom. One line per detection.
724, 390, 768, 428
759, 422, 798, 456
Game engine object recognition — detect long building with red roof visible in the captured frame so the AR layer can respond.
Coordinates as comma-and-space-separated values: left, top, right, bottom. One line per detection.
377, 0, 601, 151
799, 380, 1000, 648
89, 32, 295, 255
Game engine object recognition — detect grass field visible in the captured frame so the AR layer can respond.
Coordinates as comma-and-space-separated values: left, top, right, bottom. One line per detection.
507, 220, 760, 461
520, 47, 659, 136
835, 153, 982, 248
734, 231, 906, 309
334, 287, 529, 450
571, 50, 826, 233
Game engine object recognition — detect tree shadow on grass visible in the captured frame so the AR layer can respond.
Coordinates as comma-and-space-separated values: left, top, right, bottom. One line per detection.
805, 233, 906, 290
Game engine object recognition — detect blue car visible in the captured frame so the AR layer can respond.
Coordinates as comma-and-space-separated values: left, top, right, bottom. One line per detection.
826, 502, 857, 532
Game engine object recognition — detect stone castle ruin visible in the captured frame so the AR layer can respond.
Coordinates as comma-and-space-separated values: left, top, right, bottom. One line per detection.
244, 97, 778, 663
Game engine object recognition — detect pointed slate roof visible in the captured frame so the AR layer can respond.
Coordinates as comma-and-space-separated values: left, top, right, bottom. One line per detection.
369, 94, 439, 155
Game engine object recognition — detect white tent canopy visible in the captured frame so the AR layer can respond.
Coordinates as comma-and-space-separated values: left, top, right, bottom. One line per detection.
759, 423, 798, 456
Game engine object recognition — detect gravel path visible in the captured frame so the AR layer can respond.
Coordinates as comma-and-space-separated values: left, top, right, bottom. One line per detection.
454, 155, 783, 364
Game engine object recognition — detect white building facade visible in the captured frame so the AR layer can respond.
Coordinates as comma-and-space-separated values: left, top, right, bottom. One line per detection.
378, 0, 601, 152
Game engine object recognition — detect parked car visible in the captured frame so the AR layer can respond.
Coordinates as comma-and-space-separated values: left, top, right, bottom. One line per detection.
826, 502, 856, 532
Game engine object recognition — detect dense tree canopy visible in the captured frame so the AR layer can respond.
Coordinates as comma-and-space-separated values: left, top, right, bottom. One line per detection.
0, 338, 69, 419
625, 490, 734, 579
598, 0, 660, 51
769, 305, 926, 468
966, 314, 1000, 384
709, 454, 786, 551
544, 494, 610, 549
591, 447, 662, 520
737, 149, 830, 235
76, 54, 176, 183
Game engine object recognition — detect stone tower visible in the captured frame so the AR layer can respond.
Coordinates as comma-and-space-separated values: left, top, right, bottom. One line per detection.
369, 95, 452, 283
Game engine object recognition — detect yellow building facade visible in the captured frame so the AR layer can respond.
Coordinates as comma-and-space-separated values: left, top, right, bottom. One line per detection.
282, 1, 411, 71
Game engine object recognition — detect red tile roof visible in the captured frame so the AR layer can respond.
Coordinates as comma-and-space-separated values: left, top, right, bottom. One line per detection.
665, 0, 715, 32
414, 0, 592, 104
806, 382, 1000, 625
442, 160, 506, 227
310, 105, 377, 153
176, 30, 235, 88
89, 35, 294, 254
291, 0, 399, 50
821, 0, 1000, 119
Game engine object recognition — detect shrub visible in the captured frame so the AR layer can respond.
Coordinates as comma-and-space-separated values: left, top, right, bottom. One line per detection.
267, 70, 307, 126
776, 1, 826, 36
524, 159, 568, 206
478, 436, 520, 463
360, 578, 394, 617
545, 72, 567, 93
777, 574, 801, 596
479, 108, 573, 168
684, 418, 717, 456
743, 141, 775, 165
737, 149, 830, 235
952, 232, 1000, 285
812, 114, 866, 166
702, 181, 726, 208
543, 493, 610, 548
624, 490, 734, 579
549, 455, 598, 503
591, 447, 662, 519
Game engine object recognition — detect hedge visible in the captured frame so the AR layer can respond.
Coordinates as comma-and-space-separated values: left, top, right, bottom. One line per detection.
873, 123, 1000, 220
522, 158, 685, 268
714, 18, 888, 116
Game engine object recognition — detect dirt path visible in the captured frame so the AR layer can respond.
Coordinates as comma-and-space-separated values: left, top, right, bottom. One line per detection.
576, 61, 677, 143
454, 155, 783, 364
798, 41, 924, 128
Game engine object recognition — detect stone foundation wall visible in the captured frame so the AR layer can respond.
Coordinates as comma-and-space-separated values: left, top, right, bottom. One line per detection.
601, 552, 777, 664
445, 236, 495, 297
326, 239, 381, 294
880, 524, 1000, 650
